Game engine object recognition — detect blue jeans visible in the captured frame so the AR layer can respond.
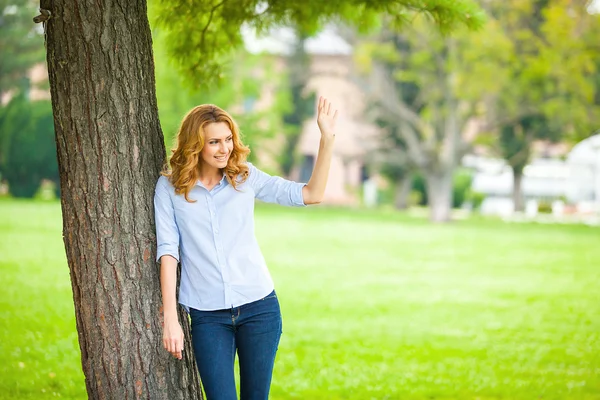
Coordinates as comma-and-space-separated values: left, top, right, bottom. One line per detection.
189, 291, 282, 400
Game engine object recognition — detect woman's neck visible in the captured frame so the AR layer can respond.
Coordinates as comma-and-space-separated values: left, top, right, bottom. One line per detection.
197, 164, 223, 185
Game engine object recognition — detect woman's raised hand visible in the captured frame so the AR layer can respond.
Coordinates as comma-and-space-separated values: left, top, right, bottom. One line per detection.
316, 96, 338, 139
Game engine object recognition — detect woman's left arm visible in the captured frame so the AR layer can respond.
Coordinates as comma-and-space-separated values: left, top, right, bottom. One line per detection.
302, 96, 339, 205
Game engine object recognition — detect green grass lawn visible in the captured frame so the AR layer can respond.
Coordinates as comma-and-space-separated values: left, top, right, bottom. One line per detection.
1, 199, 599, 399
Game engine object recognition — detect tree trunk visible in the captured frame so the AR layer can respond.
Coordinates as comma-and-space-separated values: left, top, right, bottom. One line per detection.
425, 170, 453, 222
394, 175, 412, 210
41, 1, 202, 398
512, 168, 524, 212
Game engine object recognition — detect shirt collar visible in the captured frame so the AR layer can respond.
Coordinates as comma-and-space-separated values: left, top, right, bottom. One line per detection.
195, 173, 228, 189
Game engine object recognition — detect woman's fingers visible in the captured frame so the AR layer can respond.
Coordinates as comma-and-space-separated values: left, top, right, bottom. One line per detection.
171, 337, 182, 354
164, 336, 184, 359
173, 338, 183, 359
319, 96, 332, 114
318, 96, 335, 117
170, 339, 181, 359
174, 338, 183, 353
163, 320, 185, 359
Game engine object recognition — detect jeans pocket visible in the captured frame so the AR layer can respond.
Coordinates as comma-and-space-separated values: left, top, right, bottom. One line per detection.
262, 290, 277, 300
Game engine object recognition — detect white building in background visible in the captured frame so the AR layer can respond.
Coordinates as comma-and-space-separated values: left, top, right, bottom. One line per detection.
565, 134, 600, 206
465, 134, 600, 216
465, 156, 568, 216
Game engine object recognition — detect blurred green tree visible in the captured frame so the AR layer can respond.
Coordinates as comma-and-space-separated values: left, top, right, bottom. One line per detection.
355, 16, 500, 221
0, 94, 58, 197
482, 0, 600, 211
152, 0, 484, 90
368, 108, 416, 209
40, 0, 484, 397
0, 0, 48, 182
357, 0, 599, 219
0, 0, 44, 95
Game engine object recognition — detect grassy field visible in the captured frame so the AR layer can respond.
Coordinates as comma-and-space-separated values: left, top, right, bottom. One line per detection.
1, 199, 599, 399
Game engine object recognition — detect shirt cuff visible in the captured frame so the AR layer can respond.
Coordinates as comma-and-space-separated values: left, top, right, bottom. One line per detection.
293, 183, 308, 207
156, 245, 180, 263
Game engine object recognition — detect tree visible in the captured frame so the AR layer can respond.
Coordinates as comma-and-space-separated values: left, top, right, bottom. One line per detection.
367, 105, 416, 209
0, 0, 44, 95
152, 1, 484, 90
484, 0, 600, 211
497, 115, 560, 211
0, 94, 58, 197
0, 0, 46, 179
355, 14, 498, 221
38, 0, 483, 397
357, 0, 600, 219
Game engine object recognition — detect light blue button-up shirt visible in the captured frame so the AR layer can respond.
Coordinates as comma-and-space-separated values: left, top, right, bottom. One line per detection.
154, 163, 306, 311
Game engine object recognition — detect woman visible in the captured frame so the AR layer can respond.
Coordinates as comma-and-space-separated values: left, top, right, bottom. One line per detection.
154, 97, 338, 399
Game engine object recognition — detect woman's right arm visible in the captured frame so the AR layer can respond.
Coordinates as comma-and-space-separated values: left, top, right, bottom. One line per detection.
160, 255, 184, 360
154, 177, 183, 360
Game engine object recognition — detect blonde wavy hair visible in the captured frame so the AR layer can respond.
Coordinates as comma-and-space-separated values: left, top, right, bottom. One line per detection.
162, 104, 250, 202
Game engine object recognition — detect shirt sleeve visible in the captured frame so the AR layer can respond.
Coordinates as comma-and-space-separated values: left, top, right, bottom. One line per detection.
247, 163, 307, 207
154, 176, 180, 262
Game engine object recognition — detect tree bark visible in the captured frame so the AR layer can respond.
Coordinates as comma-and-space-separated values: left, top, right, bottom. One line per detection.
512, 168, 525, 212
41, 0, 202, 398
394, 175, 412, 210
425, 170, 453, 222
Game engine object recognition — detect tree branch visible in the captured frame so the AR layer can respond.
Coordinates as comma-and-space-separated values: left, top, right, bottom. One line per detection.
200, 0, 227, 51
371, 61, 433, 166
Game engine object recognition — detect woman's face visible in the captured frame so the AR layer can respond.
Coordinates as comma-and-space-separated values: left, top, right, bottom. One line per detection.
200, 122, 234, 170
